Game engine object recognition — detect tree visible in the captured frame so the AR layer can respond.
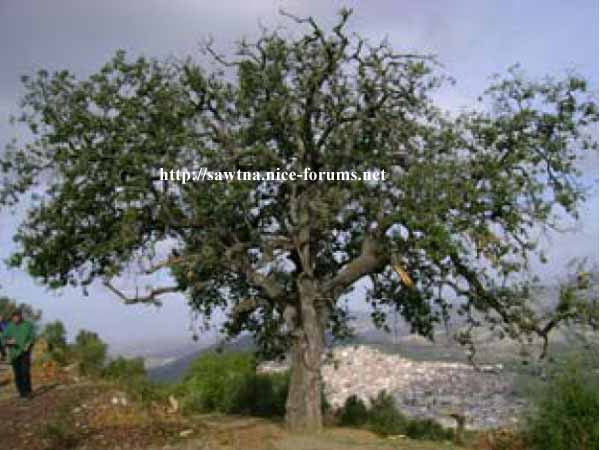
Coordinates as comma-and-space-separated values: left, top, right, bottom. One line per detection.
42, 320, 71, 365
0, 296, 42, 324
527, 263, 599, 360
73, 330, 107, 376
0, 9, 597, 430
455, 263, 599, 368
42, 320, 68, 352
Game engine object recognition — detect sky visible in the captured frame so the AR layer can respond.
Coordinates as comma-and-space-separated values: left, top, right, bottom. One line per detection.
0, 0, 598, 351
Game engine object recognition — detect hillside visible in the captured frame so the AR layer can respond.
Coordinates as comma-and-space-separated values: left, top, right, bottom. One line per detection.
0, 346, 469, 450
148, 305, 556, 384
148, 335, 255, 383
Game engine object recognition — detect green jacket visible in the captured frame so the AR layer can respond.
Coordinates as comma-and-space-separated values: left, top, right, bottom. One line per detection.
2, 320, 35, 362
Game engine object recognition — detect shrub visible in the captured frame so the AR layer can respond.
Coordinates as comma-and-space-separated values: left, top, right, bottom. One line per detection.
123, 377, 171, 404
177, 352, 331, 418
42, 321, 67, 351
73, 330, 107, 376
179, 352, 256, 413
103, 356, 146, 381
102, 356, 169, 404
405, 417, 453, 441
524, 357, 599, 450
365, 391, 407, 436
42, 414, 79, 449
42, 320, 70, 365
225, 372, 285, 416
339, 395, 369, 426
337, 390, 453, 441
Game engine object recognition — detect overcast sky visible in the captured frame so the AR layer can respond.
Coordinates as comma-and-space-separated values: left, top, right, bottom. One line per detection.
0, 0, 598, 350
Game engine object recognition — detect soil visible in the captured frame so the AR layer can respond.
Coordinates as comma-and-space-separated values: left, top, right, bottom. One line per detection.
0, 362, 194, 450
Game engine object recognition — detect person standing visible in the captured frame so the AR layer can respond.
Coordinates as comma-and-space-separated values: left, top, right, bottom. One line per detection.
0, 315, 8, 361
3, 310, 35, 399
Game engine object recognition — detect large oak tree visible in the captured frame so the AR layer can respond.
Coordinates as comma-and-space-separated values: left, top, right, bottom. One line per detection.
1, 10, 597, 430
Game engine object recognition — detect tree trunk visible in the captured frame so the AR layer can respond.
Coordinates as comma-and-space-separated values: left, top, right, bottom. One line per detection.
285, 276, 326, 431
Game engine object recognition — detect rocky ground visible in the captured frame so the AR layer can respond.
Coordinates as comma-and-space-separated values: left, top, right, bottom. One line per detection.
260, 345, 526, 430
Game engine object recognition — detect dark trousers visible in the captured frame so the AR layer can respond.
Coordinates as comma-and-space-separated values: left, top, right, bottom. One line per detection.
11, 350, 32, 397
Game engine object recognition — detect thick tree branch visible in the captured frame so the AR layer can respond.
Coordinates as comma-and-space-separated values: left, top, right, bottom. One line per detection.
324, 235, 388, 298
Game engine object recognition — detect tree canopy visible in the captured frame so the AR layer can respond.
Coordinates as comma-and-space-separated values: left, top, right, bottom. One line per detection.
1, 9, 597, 429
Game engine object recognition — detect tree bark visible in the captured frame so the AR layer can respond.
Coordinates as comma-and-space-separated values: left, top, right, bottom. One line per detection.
285, 275, 326, 431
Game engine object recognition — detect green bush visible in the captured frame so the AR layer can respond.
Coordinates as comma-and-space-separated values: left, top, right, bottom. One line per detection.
177, 352, 332, 418
365, 391, 407, 436
525, 357, 599, 450
42, 413, 79, 449
339, 395, 369, 426
405, 417, 453, 441
73, 330, 107, 376
225, 372, 289, 417
42, 320, 67, 350
124, 377, 171, 404
179, 352, 256, 413
336, 390, 453, 441
103, 356, 146, 381
42, 320, 70, 365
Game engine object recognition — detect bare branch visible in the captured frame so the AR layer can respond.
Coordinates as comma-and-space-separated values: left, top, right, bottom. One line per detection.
202, 35, 241, 67
103, 280, 179, 306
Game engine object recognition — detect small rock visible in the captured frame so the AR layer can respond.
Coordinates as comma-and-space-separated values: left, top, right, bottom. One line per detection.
168, 395, 179, 414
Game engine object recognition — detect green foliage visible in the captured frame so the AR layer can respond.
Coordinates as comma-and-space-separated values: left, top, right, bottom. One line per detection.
404, 417, 453, 441
524, 357, 599, 450
0, 296, 41, 323
1, 9, 598, 429
337, 391, 453, 441
224, 371, 290, 417
35, 319, 169, 405
73, 330, 107, 376
72, 331, 167, 404
176, 351, 303, 417
42, 320, 70, 365
42, 413, 79, 449
1, 10, 597, 362
364, 391, 408, 436
42, 320, 67, 350
103, 356, 146, 381
121, 376, 172, 405
338, 395, 369, 426
178, 352, 256, 413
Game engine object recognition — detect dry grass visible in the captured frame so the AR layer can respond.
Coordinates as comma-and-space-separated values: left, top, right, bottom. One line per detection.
165, 415, 463, 450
